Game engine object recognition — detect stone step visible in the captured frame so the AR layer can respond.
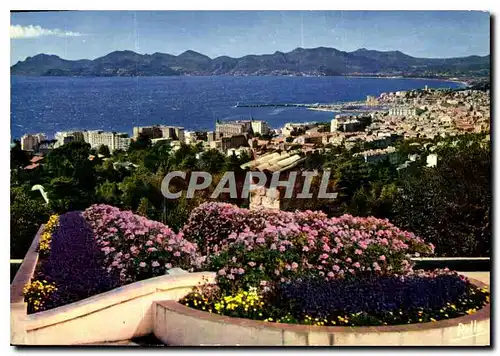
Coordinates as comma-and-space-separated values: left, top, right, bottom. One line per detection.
83, 335, 166, 346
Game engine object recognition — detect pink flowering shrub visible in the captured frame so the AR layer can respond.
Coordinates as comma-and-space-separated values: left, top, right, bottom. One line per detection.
83, 204, 200, 283
182, 202, 325, 255
186, 203, 434, 293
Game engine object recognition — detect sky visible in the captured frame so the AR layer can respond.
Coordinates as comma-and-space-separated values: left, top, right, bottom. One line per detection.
10, 11, 490, 65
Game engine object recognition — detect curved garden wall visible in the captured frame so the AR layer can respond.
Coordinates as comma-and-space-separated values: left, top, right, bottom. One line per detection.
153, 277, 490, 346
11, 208, 490, 346
11, 232, 215, 346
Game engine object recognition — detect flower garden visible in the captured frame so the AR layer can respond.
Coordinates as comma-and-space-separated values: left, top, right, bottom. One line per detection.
24, 202, 490, 329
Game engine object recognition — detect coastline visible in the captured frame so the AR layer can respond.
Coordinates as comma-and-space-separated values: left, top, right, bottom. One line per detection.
10, 73, 470, 85
342, 75, 470, 88
305, 76, 470, 113
10, 75, 472, 139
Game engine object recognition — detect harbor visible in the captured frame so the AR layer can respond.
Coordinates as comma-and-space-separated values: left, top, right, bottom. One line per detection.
234, 101, 390, 113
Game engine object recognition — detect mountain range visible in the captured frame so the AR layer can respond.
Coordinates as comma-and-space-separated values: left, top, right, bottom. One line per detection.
10, 47, 490, 77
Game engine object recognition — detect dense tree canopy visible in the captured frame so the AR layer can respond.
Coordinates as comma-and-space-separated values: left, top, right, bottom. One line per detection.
393, 135, 491, 256
10, 132, 490, 258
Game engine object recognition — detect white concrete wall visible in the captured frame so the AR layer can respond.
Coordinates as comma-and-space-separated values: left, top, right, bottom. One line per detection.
13, 271, 215, 345
155, 299, 490, 346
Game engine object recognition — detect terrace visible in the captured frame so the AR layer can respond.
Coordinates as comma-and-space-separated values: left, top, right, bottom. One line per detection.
11, 204, 490, 346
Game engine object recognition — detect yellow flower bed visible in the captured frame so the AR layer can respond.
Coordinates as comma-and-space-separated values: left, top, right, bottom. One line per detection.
23, 279, 57, 312
38, 214, 59, 257
214, 288, 264, 314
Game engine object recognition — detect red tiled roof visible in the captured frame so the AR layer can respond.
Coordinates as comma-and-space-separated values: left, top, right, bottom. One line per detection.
30, 156, 44, 164
23, 163, 40, 170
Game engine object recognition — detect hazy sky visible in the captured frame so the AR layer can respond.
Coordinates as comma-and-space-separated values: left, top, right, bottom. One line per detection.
10, 10, 490, 65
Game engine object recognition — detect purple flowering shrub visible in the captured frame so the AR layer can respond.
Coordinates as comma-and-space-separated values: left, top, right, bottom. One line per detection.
34, 211, 121, 312
186, 203, 435, 293
268, 270, 489, 326
180, 269, 489, 326
83, 204, 200, 283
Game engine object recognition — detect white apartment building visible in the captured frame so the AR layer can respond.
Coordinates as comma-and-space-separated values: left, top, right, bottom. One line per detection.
160, 126, 185, 143
330, 118, 340, 133
113, 133, 132, 152
282, 122, 315, 137
354, 146, 398, 164
21, 133, 46, 151
133, 125, 185, 142
389, 106, 417, 117
54, 131, 81, 148
251, 120, 270, 135
87, 130, 113, 149
86, 130, 131, 152
216, 121, 252, 138
331, 117, 361, 132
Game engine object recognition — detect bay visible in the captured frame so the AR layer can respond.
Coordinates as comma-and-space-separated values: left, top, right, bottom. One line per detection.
10, 76, 464, 139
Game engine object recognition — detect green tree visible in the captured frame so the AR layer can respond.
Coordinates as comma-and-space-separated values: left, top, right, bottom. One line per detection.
46, 176, 92, 212
95, 180, 121, 206
10, 141, 30, 170
136, 197, 157, 219
393, 135, 490, 256
198, 149, 227, 174
143, 141, 172, 173
118, 170, 152, 210
129, 133, 152, 151
97, 144, 111, 157
45, 141, 97, 193
11, 187, 50, 258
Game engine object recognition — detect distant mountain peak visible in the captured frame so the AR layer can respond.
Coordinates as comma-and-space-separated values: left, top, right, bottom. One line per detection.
11, 47, 490, 77
28, 53, 62, 60
178, 50, 211, 60
113, 50, 139, 54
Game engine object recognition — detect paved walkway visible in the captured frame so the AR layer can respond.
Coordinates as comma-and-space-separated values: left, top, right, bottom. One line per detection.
461, 271, 490, 287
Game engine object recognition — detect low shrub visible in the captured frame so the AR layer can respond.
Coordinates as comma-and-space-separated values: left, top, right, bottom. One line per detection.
180, 270, 490, 326
83, 204, 201, 283
192, 203, 434, 293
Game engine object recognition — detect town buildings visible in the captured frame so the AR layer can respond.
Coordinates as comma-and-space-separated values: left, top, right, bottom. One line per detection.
366, 95, 379, 106
133, 125, 185, 142
133, 126, 163, 139
20, 133, 46, 151
210, 119, 271, 153
215, 120, 252, 138
250, 120, 270, 135
16, 86, 489, 170
282, 122, 316, 137
55, 131, 82, 147
160, 126, 185, 142
353, 146, 398, 164
210, 134, 249, 152
389, 106, 417, 117
331, 114, 371, 133
53, 130, 131, 152
185, 131, 208, 145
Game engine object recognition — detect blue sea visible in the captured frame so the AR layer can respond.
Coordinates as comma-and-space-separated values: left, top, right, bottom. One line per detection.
10, 76, 464, 140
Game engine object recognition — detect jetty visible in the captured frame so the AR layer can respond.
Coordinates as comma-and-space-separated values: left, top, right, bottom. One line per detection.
234, 101, 389, 113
